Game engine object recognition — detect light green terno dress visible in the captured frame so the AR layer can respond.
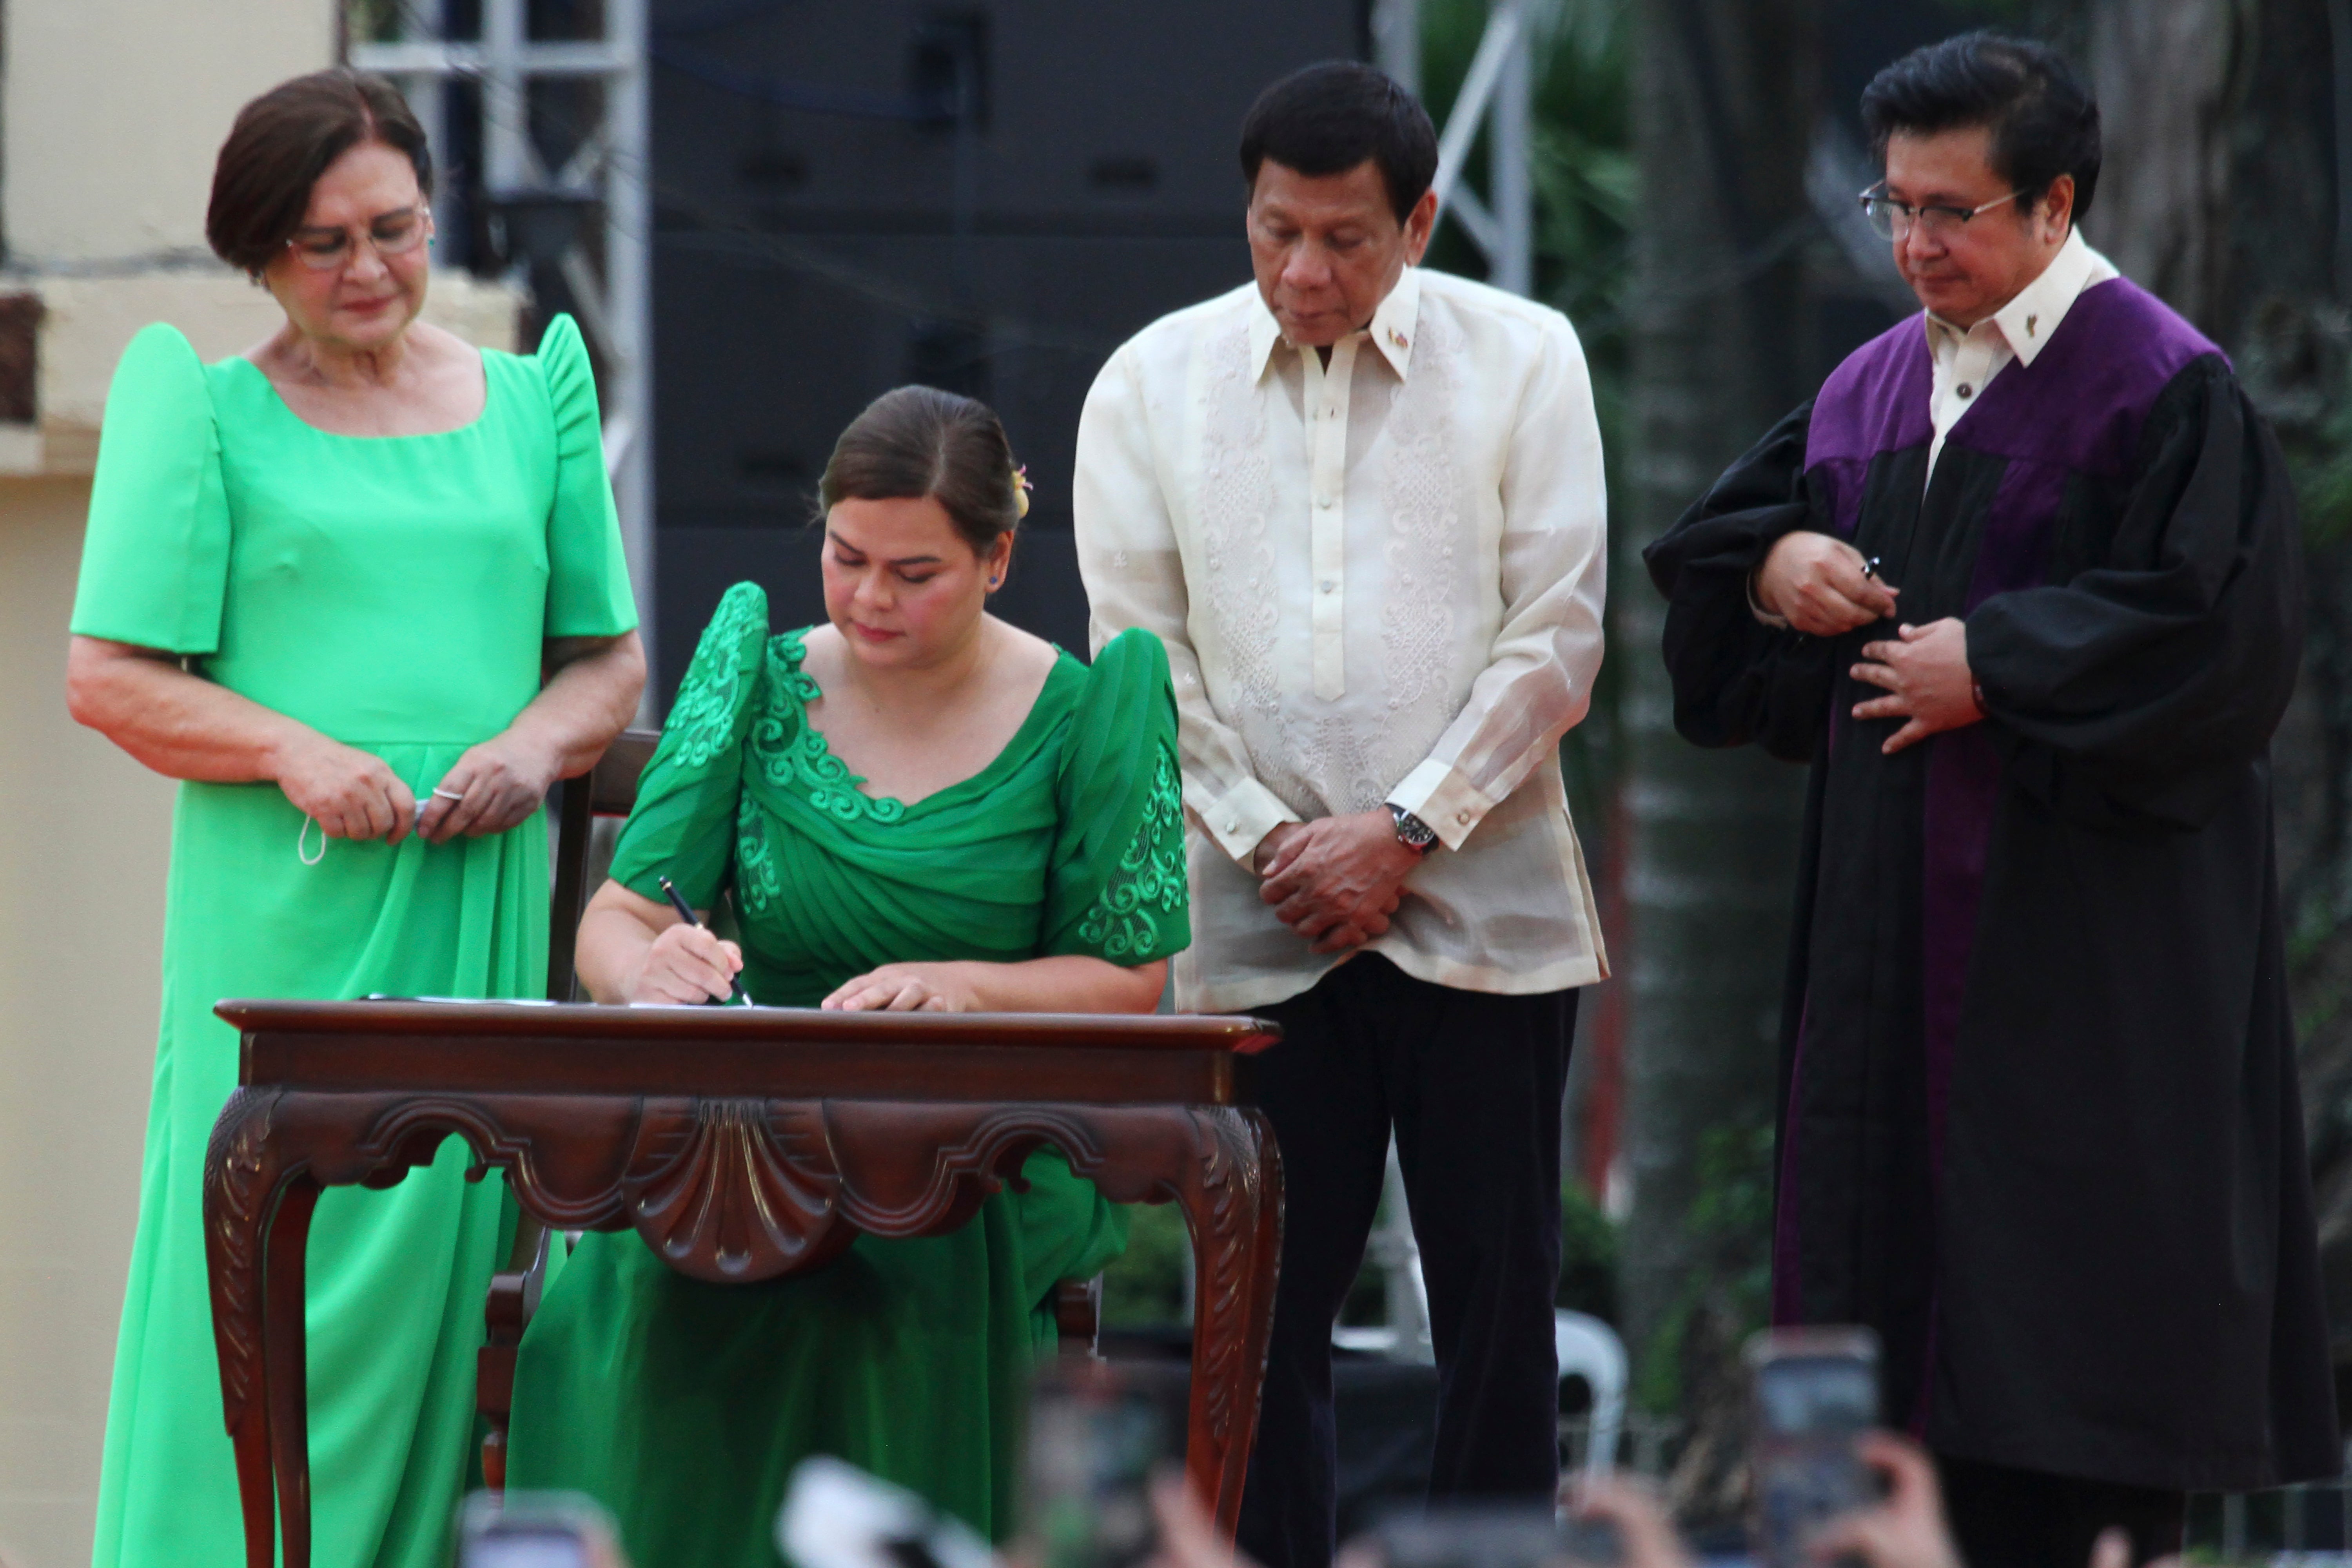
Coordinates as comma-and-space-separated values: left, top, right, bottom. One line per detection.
506, 582, 1188, 1568
70, 315, 637, 1568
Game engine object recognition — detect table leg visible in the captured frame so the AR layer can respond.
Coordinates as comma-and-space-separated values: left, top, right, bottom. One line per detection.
265, 1178, 321, 1568
1174, 1107, 1284, 1541
203, 1086, 290, 1568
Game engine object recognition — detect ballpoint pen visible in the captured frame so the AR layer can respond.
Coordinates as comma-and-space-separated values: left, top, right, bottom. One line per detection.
658, 874, 753, 1005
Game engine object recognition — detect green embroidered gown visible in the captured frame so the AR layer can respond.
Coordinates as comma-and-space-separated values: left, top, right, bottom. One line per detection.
506, 582, 1188, 1568
69, 316, 637, 1568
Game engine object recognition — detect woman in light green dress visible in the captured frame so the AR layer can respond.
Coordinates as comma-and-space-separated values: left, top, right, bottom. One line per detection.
506, 387, 1187, 1568
65, 71, 642, 1568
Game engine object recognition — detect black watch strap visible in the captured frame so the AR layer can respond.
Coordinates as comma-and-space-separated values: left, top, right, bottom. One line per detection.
1388, 803, 1438, 854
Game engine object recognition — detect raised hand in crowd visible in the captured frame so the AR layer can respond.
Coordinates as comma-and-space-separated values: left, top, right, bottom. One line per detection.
1563, 1473, 1693, 1568
1804, 1433, 1965, 1568
1253, 813, 1413, 953
1142, 1473, 1236, 1568
1806, 1434, 2169, 1568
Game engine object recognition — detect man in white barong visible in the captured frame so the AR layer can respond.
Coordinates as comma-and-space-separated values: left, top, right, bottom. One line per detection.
1074, 60, 1611, 1568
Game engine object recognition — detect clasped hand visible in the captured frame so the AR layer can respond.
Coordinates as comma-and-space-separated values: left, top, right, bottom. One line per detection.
1851, 620, 1980, 755
1754, 534, 1981, 756
1255, 810, 1417, 955
1754, 532, 1899, 636
274, 727, 561, 845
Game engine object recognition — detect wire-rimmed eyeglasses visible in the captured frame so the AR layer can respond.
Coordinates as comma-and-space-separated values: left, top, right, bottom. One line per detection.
284, 207, 432, 272
1858, 185, 2023, 242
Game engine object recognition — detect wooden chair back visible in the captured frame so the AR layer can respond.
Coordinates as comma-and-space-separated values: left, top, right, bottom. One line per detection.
545, 728, 661, 1002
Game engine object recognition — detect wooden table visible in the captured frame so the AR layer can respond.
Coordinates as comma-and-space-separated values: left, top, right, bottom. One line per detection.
202, 1000, 1283, 1568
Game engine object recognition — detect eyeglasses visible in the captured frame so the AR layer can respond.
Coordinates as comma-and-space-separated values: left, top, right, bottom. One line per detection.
284, 207, 431, 272
1858, 185, 2023, 242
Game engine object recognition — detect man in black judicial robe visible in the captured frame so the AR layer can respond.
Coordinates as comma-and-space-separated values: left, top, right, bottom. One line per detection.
1644, 34, 2337, 1567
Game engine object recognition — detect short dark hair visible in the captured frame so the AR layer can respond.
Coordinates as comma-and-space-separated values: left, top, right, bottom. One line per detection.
1239, 61, 1437, 224
817, 386, 1022, 553
1860, 32, 2102, 225
207, 69, 434, 277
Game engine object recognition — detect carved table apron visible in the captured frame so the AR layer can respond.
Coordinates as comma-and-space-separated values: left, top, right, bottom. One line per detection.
201, 1000, 1282, 1568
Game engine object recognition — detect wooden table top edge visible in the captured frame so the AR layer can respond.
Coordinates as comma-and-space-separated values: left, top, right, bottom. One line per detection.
214, 998, 1281, 1054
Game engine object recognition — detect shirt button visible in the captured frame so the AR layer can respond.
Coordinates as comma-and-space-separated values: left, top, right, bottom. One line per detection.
1223, 818, 1238, 833
1456, 810, 1470, 825
1317, 495, 1335, 509
1957, 383, 1973, 398
1319, 580, 1336, 594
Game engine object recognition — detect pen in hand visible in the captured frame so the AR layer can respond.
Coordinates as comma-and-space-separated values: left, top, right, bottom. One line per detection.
657, 875, 753, 1006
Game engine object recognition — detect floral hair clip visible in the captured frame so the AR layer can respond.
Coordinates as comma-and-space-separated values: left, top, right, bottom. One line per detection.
1012, 463, 1033, 520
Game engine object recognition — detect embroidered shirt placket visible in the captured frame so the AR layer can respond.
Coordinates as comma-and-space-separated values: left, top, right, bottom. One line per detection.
1304, 337, 1357, 701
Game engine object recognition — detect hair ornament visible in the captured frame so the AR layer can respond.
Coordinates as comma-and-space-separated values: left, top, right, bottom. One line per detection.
1012, 463, 1033, 520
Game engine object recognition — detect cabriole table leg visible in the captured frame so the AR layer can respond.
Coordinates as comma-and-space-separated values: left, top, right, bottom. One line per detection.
1173, 1106, 1284, 1541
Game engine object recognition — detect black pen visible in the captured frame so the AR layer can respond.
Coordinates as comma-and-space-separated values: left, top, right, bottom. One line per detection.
658, 874, 752, 1006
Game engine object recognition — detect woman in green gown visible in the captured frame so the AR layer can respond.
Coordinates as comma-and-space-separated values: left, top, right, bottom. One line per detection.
65, 72, 642, 1568
506, 386, 1188, 1568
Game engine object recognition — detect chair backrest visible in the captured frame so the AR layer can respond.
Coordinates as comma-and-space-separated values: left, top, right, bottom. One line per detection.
546, 727, 662, 1000
1554, 1309, 1628, 1477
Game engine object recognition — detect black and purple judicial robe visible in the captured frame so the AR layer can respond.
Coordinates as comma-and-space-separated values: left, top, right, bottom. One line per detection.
1643, 277, 2339, 1491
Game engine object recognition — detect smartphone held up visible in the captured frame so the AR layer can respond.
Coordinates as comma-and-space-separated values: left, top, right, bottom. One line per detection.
1747, 1326, 1882, 1568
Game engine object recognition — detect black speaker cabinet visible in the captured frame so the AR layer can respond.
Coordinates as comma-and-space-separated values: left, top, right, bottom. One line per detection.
650, 0, 1364, 699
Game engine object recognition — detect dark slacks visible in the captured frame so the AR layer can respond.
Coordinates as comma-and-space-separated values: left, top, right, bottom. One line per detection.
1938, 1455, 2185, 1568
1234, 954, 1578, 1568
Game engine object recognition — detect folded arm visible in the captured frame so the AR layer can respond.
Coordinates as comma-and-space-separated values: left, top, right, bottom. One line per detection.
579, 879, 1165, 1012
1641, 402, 1846, 759
1386, 317, 1610, 851
1075, 345, 1301, 870
66, 633, 424, 842
1966, 360, 2302, 828
418, 630, 646, 840
65, 629, 645, 845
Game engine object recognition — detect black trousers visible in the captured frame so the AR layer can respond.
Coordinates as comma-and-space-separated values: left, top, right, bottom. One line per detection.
1938, 1455, 2185, 1568
1234, 955, 1578, 1568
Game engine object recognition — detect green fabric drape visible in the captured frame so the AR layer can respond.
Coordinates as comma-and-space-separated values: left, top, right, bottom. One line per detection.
506, 582, 1187, 1568
73, 315, 636, 1568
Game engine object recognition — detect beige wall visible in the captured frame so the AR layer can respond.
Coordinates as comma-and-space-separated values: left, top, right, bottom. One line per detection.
5, 3, 336, 263
0, 481, 175, 1568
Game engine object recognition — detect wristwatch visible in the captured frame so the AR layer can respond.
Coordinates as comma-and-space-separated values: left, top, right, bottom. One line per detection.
1387, 803, 1438, 855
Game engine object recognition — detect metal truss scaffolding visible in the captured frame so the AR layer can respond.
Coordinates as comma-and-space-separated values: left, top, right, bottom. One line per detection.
1374, 0, 1537, 298
349, 0, 656, 666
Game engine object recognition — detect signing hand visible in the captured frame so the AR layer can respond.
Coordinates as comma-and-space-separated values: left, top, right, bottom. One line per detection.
625, 920, 744, 1004
274, 730, 417, 844
822, 961, 982, 1012
419, 731, 563, 843
1851, 619, 1981, 755
1258, 809, 1416, 955
1756, 533, 1900, 636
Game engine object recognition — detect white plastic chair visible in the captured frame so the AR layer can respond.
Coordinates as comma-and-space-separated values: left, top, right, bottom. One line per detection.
1553, 1309, 1627, 1477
